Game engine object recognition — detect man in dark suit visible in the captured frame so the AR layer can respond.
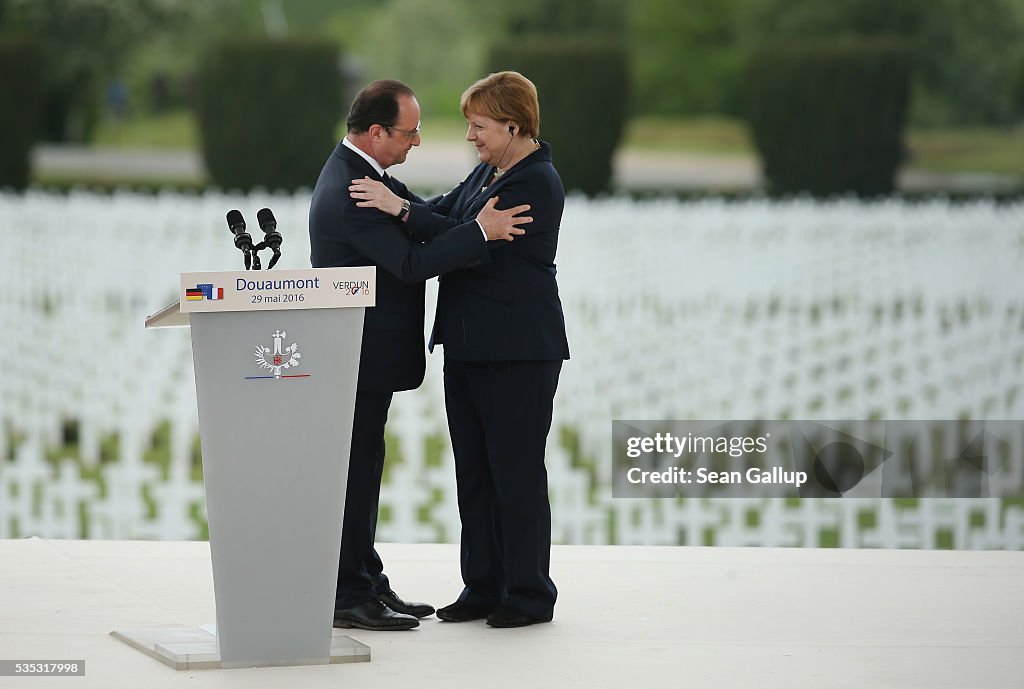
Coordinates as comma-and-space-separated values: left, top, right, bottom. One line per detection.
309, 79, 531, 631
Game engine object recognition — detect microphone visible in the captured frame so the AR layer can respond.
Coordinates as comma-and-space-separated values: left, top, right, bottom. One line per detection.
226, 209, 253, 270
257, 208, 283, 269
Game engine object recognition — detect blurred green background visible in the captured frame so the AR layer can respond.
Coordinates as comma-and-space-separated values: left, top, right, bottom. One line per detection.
2, 0, 1023, 193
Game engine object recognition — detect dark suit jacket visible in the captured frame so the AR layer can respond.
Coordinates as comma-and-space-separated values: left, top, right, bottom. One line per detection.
309, 142, 489, 392
408, 141, 570, 362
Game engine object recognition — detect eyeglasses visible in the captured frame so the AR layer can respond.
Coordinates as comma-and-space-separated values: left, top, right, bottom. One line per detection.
385, 123, 421, 140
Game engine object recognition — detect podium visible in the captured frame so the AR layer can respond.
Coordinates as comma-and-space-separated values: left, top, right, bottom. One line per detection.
114, 268, 375, 670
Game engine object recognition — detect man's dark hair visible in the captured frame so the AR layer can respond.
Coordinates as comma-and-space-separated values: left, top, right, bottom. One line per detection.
346, 79, 414, 134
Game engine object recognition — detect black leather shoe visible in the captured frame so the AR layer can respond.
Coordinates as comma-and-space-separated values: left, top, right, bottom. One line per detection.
377, 589, 435, 618
436, 600, 495, 623
333, 600, 419, 630
486, 606, 551, 628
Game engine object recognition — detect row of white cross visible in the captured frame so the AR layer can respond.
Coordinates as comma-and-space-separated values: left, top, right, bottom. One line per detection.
1, 191, 1022, 547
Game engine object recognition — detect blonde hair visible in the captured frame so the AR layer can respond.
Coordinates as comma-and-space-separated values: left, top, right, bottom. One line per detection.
460, 71, 540, 139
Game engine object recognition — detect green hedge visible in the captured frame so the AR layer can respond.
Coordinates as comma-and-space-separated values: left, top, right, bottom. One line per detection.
0, 35, 44, 190
196, 39, 342, 192
38, 68, 100, 144
488, 38, 629, 196
1014, 53, 1024, 121
745, 38, 911, 196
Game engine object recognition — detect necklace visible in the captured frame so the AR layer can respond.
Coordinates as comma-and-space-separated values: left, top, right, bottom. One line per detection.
486, 141, 540, 187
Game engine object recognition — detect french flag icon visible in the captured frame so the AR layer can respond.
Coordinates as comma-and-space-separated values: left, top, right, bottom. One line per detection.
197, 283, 223, 300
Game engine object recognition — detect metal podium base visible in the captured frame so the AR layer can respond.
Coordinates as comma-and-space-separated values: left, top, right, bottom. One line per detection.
110, 625, 371, 670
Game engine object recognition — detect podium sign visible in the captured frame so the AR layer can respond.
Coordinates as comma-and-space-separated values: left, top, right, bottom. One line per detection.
180, 267, 374, 314
117, 268, 375, 670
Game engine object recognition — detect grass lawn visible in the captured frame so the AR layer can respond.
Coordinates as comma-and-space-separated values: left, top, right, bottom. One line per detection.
86, 111, 1024, 179
622, 116, 1024, 177
906, 127, 1024, 176
93, 111, 201, 149
624, 116, 754, 155
92, 112, 473, 149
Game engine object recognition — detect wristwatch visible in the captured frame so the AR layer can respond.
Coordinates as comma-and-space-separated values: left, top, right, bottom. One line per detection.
397, 199, 411, 221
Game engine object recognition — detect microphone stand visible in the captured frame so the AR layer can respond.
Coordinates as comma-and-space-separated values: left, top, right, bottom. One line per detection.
251, 235, 282, 270
225, 209, 284, 270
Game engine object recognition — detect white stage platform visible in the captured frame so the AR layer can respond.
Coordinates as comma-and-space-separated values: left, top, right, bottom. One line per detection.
1, 538, 1020, 688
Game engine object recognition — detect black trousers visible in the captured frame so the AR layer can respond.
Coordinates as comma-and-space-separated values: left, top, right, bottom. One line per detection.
443, 358, 562, 619
335, 389, 393, 610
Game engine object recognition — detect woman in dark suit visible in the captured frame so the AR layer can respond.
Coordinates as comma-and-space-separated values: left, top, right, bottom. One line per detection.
350, 71, 569, 627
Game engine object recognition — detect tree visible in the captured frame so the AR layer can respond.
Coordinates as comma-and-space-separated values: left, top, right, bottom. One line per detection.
629, 0, 744, 116
0, 0, 212, 140
739, 0, 1024, 125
